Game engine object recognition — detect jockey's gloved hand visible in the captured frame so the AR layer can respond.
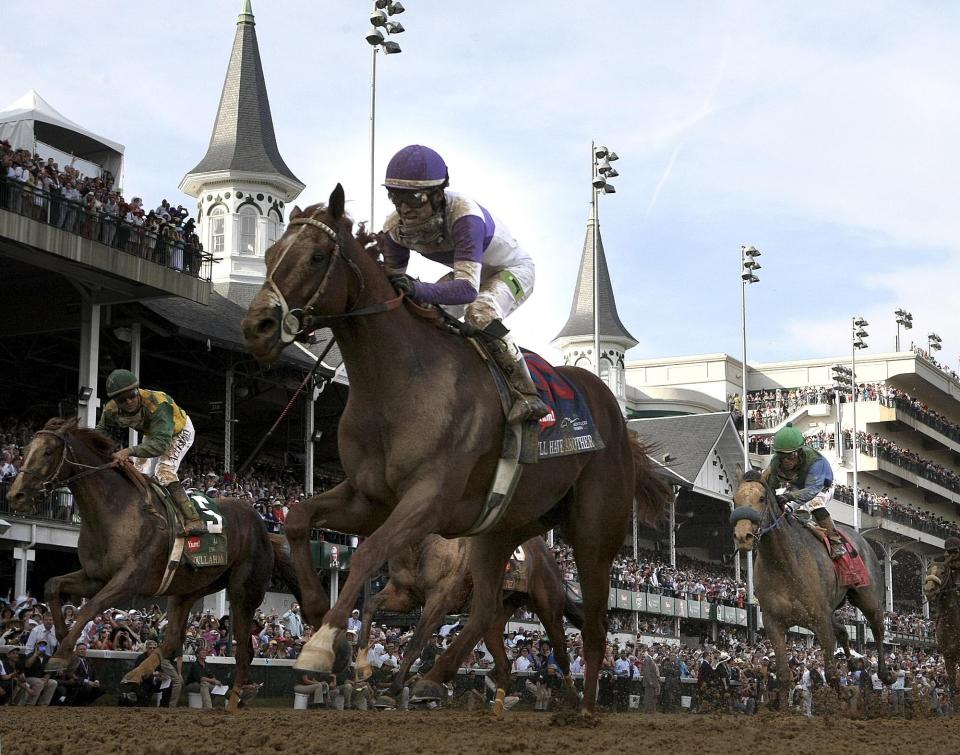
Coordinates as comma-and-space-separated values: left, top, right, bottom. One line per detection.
388, 274, 417, 298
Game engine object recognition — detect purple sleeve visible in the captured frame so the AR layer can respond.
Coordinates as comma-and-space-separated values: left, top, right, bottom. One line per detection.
382, 234, 411, 274
412, 215, 485, 305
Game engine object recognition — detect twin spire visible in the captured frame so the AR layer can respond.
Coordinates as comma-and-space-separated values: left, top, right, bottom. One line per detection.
181, 0, 302, 194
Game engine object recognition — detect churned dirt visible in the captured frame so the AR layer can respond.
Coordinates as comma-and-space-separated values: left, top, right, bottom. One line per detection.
2, 708, 960, 754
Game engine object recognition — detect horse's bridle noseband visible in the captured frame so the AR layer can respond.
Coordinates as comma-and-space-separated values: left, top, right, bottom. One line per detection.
18, 429, 112, 494
264, 212, 402, 345
730, 480, 787, 551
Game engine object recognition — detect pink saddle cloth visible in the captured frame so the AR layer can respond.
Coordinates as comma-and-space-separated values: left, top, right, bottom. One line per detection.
821, 532, 870, 588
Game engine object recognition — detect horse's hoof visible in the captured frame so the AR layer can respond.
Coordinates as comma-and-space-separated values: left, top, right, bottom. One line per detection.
410, 679, 444, 703
119, 676, 141, 693
492, 699, 504, 717
373, 695, 397, 709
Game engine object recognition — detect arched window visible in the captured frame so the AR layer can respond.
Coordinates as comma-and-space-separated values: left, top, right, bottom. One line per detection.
209, 206, 226, 254
266, 216, 280, 251
239, 205, 258, 256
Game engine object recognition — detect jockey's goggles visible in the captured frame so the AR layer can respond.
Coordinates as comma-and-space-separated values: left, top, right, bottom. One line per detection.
387, 189, 432, 209
117, 390, 139, 403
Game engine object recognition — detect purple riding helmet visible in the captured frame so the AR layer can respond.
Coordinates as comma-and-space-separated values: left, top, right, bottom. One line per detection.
384, 145, 449, 190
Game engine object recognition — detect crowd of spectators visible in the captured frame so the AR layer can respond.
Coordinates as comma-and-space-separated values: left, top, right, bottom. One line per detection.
1, 140, 205, 276
832, 483, 960, 542
912, 345, 960, 383
852, 431, 960, 496
553, 544, 747, 608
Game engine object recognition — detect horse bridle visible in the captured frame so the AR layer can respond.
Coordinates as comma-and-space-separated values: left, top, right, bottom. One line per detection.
17, 429, 113, 494
730, 478, 788, 551
264, 210, 402, 345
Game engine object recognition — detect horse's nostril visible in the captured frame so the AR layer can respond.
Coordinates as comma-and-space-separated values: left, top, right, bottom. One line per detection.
255, 317, 276, 336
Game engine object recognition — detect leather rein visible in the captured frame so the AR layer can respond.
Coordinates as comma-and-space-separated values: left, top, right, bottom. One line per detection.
18, 429, 114, 493
264, 211, 403, 344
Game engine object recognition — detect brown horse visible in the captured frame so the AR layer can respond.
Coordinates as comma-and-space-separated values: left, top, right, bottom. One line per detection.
731, 469, 894, 707
240, 184, 669, 712
923, 560, 960, 692
357, 534, 583, 711
6, 417, 300, 711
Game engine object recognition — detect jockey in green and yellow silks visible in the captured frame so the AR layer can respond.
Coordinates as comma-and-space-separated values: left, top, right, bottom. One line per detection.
96, 369, 206, 536
763, 423, 845, 559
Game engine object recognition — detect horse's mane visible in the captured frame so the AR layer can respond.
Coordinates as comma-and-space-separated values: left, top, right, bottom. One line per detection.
742, 469, 763, 483
42, 417, 116, 461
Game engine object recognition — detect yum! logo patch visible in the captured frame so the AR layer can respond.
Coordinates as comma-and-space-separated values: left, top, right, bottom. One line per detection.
186, 537, 202, 552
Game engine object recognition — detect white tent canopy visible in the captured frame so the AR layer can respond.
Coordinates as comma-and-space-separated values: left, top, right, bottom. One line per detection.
0, 90, 124, 179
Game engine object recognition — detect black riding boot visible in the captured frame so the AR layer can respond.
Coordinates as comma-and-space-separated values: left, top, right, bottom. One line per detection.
166, 480, 206, 536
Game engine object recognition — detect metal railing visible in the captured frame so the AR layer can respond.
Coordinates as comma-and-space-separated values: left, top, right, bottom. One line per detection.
0, 176, 213, 281
0, 481, 80, 525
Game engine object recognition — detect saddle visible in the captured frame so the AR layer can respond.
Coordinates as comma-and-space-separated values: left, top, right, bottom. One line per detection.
151, 484, 228, 595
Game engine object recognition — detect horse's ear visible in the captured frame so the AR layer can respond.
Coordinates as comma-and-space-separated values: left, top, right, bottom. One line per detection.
290, 205, 303, 220
735, 464, 744, 485
329, 184, 345, 220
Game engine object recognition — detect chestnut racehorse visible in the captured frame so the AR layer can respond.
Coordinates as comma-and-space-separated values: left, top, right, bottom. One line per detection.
7, 418, 301, 711
357, 535, 583, 712
240, 185, 669, 712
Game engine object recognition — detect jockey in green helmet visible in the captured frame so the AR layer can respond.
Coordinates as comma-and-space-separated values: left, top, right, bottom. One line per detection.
96, 369, 206, 536
763, 423, 845, 559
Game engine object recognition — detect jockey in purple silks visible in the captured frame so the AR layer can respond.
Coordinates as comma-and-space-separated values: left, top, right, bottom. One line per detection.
380, 144, 549, 424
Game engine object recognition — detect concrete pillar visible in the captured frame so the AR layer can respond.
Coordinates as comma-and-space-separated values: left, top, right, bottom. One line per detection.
668, 488, 676, 567
919, 555, 932, 620
127, 322, 141, 448
881, 543, 895, 613
304, 381, 314, 497
224, 369, 234, 474
77, 295, 101, 428
13, 545, 35, 599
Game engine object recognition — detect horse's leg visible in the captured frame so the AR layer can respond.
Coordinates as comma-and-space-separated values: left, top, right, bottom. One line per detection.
225, 557, 267, 713
850, 588, 896, 685
357, 583, 413, 682
44, 569, 139, 673
284, 481, 386, 628
121, 591, 200, 691
832, 611, 855, 669
528, 564, 578, 709
296, 483, 456, 673
816, 611, 839, 689
385, 587, 456, 698
43, 570, 103, 643
415, 535, 515, 701
764, 616, 793, 711
482, 598, 516, 717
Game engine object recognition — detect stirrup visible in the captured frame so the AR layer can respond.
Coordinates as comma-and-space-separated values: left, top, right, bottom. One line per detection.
507, 395, 549, 425
182, 520, 207, 537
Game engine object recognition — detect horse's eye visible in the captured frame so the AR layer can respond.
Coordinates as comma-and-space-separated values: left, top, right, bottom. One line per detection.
311, 253, 326, 265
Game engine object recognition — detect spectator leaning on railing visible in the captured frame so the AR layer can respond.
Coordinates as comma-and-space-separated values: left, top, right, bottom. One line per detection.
1, 140, 205, 277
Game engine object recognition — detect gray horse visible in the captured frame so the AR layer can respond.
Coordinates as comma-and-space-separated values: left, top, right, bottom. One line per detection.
731, 469, 894, 708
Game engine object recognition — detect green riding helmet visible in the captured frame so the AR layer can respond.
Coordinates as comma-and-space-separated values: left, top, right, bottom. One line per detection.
105, 369, 139, 398
772, 423, 805, 453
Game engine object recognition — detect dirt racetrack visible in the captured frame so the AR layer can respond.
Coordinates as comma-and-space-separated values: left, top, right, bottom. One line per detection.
2, 708, 960, 755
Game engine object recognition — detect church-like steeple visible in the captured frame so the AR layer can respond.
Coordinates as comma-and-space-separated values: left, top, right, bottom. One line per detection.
180, 0, 303, 198
553, 205, 636, 347
179, 0, 304, 305
552, 204, 637, 405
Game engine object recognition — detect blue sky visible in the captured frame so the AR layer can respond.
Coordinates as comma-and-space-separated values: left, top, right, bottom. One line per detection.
3, 1, 959, 367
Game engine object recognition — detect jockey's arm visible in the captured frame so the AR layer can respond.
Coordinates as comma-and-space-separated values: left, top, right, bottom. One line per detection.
783, 457, 832, 504
128, 402, 175, 458
94, 404, 117, 436
385, 217, 484, 306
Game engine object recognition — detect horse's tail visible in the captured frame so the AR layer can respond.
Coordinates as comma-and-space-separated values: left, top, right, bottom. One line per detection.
268, 534, 302, 604
631, 434, 673, 527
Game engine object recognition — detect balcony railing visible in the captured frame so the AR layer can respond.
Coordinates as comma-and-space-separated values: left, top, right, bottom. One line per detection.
0, 482, 80, 525
0, 176, 214, 282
